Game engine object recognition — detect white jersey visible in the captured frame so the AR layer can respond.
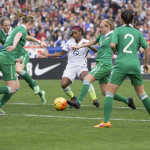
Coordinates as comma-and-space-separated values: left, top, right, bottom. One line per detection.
62, 38, 90, 66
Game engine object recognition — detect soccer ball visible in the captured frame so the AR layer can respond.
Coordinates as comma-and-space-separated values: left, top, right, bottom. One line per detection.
54, 97, 67, 110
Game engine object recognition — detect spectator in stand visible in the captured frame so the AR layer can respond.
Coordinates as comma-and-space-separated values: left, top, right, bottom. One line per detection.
37, 28, 47, 41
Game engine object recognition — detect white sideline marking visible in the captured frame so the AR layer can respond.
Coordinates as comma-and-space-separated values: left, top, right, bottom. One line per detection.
9, 102, 146, 110
0, 113, 150, 122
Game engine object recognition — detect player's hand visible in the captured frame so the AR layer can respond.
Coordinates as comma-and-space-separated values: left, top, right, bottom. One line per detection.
7, 46, 15, 52
16, 59, 23, 64
40, 42, 47, 48
38, 52, 48, 58
143, 64, 149, 73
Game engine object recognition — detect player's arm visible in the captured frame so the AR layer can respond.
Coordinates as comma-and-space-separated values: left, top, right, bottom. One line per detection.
143, 47, 149, 73
7, 32, 22, 52
39, 50, 67, 58
26, 36, 46, 48
89, 46, 97, 52
110, 43, 117, 52
73, 40, 97, 49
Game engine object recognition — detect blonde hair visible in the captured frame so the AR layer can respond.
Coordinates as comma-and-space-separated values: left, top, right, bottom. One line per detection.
101, 18, 115, 30
14, 9, 35, 23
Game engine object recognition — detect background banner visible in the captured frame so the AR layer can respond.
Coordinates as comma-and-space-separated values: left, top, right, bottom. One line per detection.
0, 58, 149, 79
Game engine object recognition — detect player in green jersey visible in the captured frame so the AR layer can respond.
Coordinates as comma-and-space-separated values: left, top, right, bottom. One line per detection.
0, 16, 46, 113
0, 14, 36, 113
67, 18, 136, 110
94, 9, 150, 128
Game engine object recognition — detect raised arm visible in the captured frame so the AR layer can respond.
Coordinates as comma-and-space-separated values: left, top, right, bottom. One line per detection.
39, 50, 67, 58
73, 39, 97, 49
7, 32, 22, 52
26, 35, 46, 48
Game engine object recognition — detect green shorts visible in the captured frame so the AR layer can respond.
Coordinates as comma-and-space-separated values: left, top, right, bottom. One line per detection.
90, 63, 112, 84
110, 71, 143, 86
18, 53, 29, 72
0, 56, 16, 81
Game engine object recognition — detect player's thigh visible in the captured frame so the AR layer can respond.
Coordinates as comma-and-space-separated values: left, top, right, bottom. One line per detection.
61, 77, 72, 88
90, 63, 112, 81
62, 66, 77, 83
79, 71, 88, 81
0, 57, 16, 81
129, 74, 143, 86
15, 62, 25, 74
77, 65, 88, 80
84, 73, 96, 82
110, 71, 127, 86
100, 83, 108, 96
107, 82, 120, 94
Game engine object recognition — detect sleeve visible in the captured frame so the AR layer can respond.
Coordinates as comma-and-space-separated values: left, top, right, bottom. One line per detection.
139, 32, 149, 50
62, 42, 69, 52
111, 28, 118, 44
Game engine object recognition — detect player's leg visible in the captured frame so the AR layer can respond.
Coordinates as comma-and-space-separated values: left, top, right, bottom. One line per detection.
61, 66, 77, 101
130, 74, 150, 114
79, 71, 98, 106
16, 60, 46, 105
0, 59, 18, 113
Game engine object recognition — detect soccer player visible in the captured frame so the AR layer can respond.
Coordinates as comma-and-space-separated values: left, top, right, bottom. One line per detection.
67, 19, 136, 110
40, 26, 99, 107
94, 9, 150, 128
0, 14, 44, 113
0, 16, 46, 111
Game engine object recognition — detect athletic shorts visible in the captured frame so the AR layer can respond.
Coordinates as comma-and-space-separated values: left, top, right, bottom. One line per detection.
17, 53, 29, 72
0, 56, 16, 81
110, 71, 143, 86
62, 64, 88, 83
90, 63, 112, 84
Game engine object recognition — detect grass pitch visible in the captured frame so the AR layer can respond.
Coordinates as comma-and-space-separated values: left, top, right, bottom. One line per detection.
0, 80, 150, 150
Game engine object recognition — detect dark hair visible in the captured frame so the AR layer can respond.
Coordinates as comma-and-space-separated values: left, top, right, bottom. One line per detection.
0, 17, 10, 25
71, 26, 83, 35
14, 9, 35, 23
121, 9, 134, 26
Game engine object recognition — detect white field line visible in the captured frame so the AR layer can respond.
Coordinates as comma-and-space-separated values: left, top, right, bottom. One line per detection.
0, 113, 150, 122
8, 102, 146, 110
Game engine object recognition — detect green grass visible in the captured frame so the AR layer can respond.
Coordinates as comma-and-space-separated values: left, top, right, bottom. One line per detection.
0, 79, 150, 150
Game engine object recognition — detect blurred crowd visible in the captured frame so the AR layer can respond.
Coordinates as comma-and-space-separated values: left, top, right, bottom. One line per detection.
0, 0, 150, 58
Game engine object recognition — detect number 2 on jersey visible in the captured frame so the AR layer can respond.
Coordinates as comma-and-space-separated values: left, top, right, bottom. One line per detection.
123, 34, 134, 53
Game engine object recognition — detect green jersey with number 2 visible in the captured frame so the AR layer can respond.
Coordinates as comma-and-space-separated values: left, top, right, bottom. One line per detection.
111, 25, 148, 74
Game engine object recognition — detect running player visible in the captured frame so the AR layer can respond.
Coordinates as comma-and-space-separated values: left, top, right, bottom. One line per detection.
40, 26, 99, 107
94, 9, 150, 128
0, 14, 37, 113
67, 19, 136, 110
0, 16, 46, 110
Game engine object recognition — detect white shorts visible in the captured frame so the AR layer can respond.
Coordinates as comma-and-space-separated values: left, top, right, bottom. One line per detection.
62, 64, 88, 83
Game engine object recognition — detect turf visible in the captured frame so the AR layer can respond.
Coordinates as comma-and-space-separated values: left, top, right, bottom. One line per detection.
0, 79, 150, 150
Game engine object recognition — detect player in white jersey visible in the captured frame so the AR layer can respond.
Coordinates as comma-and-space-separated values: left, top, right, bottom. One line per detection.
40, 26, 99, 108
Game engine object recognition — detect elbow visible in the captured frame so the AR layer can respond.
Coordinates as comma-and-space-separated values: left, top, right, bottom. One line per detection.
110, 43, 116, 49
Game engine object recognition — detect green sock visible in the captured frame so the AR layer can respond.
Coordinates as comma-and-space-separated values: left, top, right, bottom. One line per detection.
104, 92, 114, 123
63, 87, 74, 98
0, 86, 9, 94
139, 93, 150, 115
114, 93, 128, 104
20, 70, 37, 88
76, 80, 90, 104
88, 84, 97, 100
0, 93, 13, 107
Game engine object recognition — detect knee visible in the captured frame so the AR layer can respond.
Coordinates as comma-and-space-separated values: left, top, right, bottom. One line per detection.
16, 68, 22, 74
61, 83, 68, 89
102, 91, 106, 96
7, 86, 19, 94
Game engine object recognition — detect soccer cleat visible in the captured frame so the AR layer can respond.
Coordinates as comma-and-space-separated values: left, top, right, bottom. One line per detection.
67, 100, 80, 109
0, 108, 5, 114
93, 100, 100, 108
40, 91, 47, 105
128, 97, 136, 109
94, 121, 111, 128
33, 86, 40, 95
69, 96, 77, 108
